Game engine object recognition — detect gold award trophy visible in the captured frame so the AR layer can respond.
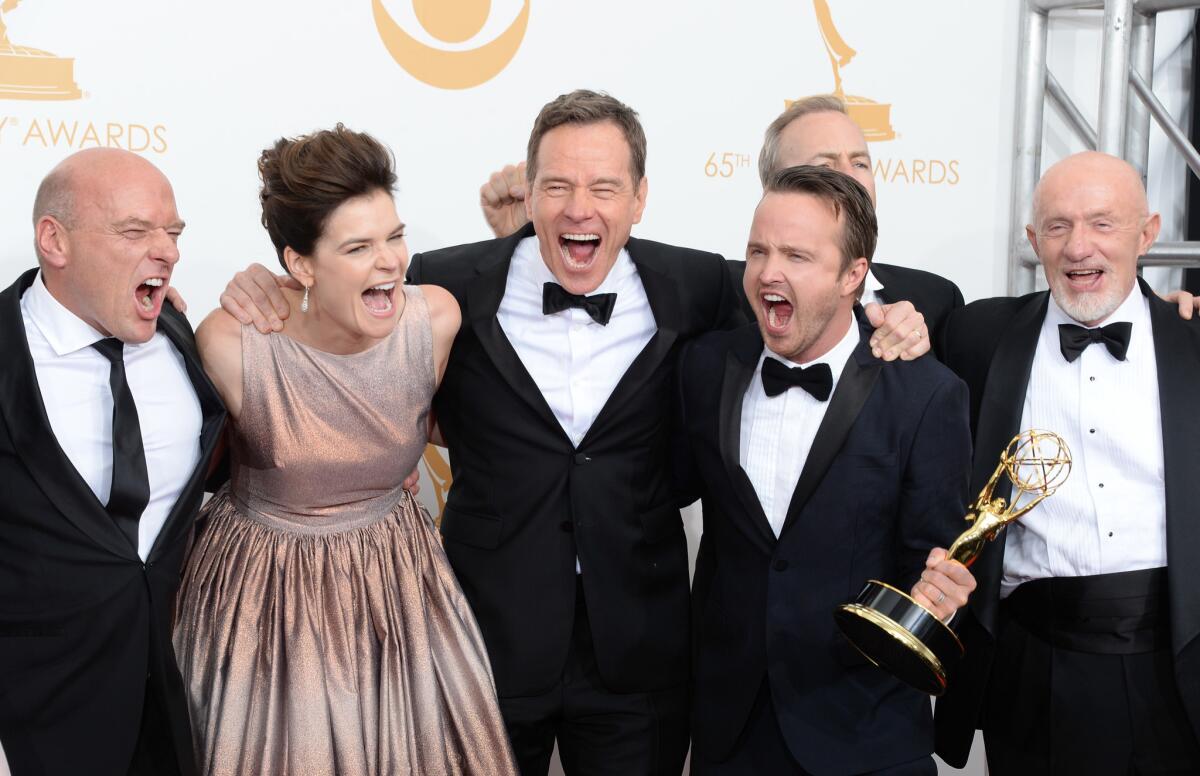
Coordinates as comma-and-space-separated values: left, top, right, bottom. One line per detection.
833, 430, 1072, 695
0, 0, 83, 101
791, 0, 895, 141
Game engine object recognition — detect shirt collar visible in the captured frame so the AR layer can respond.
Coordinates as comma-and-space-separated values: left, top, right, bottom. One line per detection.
760, 309, 861, 385
864, 268, 884, 295
512, 235, 635, 295
21, 271, 109, 357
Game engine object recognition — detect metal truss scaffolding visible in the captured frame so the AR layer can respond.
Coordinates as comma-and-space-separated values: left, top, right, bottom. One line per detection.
1010, 0, 1200, 294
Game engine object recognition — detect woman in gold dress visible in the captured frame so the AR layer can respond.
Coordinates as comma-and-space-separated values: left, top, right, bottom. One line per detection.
173, 125, 517, 776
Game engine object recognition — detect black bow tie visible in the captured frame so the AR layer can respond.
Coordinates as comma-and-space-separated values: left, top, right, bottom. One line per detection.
542, 282, 617, 325
1058, 321, 1132, 363
761, 357, 833, 400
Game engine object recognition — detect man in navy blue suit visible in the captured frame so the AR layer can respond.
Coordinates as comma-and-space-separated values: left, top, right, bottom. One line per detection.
676, 165, 976, 775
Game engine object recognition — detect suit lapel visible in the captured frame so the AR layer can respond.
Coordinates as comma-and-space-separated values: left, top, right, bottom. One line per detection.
968, 291, 1047, 636
0, 269, 132, 558
147, 307, 227, 561
717, 325, 777, 547
1142, 280, 1200, 656
580, 237, 681, 446
465, 224, 571, 443
779, 317, 882, 537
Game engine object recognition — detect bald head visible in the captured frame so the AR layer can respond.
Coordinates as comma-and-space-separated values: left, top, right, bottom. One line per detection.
1026, 151, 1159, 326
1031, 151, 1148, 228
33, 149, 170, 236
32, 148, 184, 343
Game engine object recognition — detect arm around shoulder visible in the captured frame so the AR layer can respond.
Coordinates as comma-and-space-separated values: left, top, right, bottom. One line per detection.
196, 308, 244, 419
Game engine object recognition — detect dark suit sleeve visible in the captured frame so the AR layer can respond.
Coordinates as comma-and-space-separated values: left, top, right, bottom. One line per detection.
671, 341, 702, 508
725, 259, 755, 325
406, 252, 424, 285
713, 255, 748, 331
893, 376, 972, 589
927, 281, 965, 355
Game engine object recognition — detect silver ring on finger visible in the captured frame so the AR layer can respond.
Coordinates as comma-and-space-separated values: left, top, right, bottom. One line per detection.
935, 589, 946, 605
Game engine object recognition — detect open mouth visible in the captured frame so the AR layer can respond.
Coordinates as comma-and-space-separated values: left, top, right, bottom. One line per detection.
1064, 268, 1104, 291
361, 281, 397, 317
134, 276, 167, 319
761, 292, 794, 333
559, 233, 601, 270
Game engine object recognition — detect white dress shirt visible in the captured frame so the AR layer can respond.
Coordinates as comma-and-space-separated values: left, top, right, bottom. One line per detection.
20, 272, 203, 561
497, 236, 656, 447
1000, 287, 1167, 597
740, 311, 861, 537
860, 269, 885, 308
497, 237, 656, 572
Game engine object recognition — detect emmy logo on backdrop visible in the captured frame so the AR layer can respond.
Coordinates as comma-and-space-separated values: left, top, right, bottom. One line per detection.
373, 0, 530, 90
834, 430, 1073, 695
789, 0, 895, 142
0, 0, 81, 100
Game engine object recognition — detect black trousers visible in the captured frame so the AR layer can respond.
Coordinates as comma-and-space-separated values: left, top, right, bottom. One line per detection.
498, 579, 689, 776
127, 681, 182, 776
691, 682, 935, 776
983, 569, 1200, 776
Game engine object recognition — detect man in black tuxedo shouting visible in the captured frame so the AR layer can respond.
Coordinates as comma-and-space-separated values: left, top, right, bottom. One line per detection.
676, 165, 976, 775
935, 152, 1200, 774
0, 149, 225, 776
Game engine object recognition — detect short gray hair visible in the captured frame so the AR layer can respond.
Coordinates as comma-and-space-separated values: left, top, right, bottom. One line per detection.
32, 166, 76, 261
32, 167, 75, 228
758, 94, 848, 187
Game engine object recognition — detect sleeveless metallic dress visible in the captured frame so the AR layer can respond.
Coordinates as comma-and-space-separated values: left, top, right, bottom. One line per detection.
174, 287, 517, 776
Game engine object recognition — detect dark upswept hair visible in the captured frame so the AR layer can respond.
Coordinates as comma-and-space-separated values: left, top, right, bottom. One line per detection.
765, 165, 877, 273
525, 89, 647, 184
258, 123, 397, 271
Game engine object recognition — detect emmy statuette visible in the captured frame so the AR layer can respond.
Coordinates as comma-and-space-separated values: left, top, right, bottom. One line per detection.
832, 429, 1072, 695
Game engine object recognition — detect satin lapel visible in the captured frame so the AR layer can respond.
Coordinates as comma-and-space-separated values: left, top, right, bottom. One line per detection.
465, 227, 570, 443
779, 325, 881, 537
718, 325, 777, 547
0, 269, 132, 558
147, 307, 228, 561
967, 291, 1047, 636
580, 239, 681, 446
1143, 281, 1200, 655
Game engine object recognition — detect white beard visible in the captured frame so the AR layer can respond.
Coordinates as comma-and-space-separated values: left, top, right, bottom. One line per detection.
1048, 278, 1128, 325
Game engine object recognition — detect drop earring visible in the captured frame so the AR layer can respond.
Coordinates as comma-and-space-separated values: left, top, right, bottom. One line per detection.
301, 284, 310, 313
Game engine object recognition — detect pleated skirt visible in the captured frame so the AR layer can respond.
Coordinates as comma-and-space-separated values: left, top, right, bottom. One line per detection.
173, 488, 518, 776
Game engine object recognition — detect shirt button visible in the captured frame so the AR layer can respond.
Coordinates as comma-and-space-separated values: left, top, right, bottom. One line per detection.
1108, 532, 1114, 537
1089, 428, 1096, 434
774, 559, 789, 572
1089, 376, 1096, 382
1098, 483, 1105, 488
560, 521, 574, 533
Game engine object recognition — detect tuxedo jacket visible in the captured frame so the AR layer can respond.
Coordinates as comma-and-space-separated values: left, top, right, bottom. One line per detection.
0, 269, 225, 776
933, 279, 1200, 767
726, 260, 964, 353
677, 314, 971, 775
406, 223, 742, 697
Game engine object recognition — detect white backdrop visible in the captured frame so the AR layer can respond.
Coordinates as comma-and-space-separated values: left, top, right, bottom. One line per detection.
1, 2, 1195, 774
